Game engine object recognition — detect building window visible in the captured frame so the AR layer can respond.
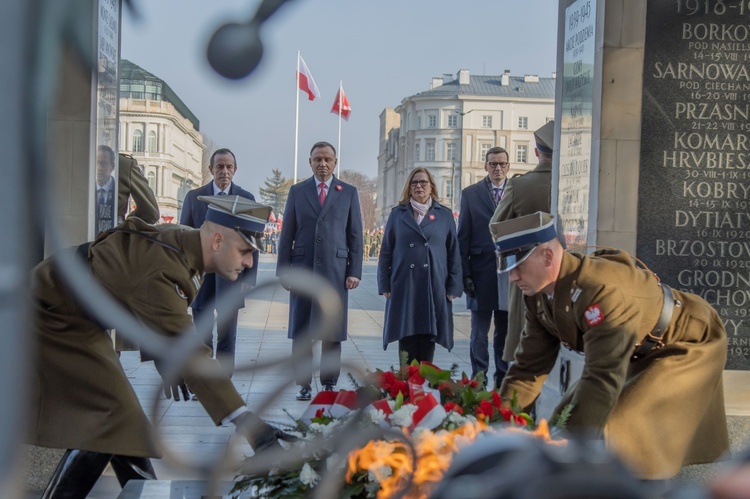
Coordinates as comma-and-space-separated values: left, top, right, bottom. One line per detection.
445, 178, 453, 199
415, 142, 421, 161
482, 115, 492, 128
417, 115, 422, 129
426, 141, 435, 161
448, 114, 458, 128
446, 141, 457, 161
480, 143, 491, 162
518, 116, 528, 129
147, 171, 156, 191
427, 114, 437, 129
132, 129, 143, 152
147, 131, 157, 152
516, 144, 528, 163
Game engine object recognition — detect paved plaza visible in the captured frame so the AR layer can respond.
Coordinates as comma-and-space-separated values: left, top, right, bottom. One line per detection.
76, 254, 749, 497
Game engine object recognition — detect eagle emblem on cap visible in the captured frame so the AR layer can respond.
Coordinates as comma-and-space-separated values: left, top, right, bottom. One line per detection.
584, 304, 604, 326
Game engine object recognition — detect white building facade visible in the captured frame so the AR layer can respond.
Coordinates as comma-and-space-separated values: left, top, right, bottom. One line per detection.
119, 59, 204, 223
377, 69, 555, 225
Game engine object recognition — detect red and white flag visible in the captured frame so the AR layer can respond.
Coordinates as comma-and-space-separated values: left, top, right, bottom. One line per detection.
300, 391, 338, 423
411, 393, 447, 430
330, 87, 351, 120
297, 54, 320, 101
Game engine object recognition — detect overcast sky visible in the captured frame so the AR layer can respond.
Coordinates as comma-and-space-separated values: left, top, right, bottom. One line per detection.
121, 0, 559, 194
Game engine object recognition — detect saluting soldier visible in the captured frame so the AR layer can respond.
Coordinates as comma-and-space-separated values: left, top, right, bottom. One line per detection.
492, 212, 729, 479
490, 120, 554, 363
31, 196, 285, 497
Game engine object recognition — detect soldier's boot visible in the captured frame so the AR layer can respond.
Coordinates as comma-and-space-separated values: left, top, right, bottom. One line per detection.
110, 454, 157, 486
41, 449, 112, 499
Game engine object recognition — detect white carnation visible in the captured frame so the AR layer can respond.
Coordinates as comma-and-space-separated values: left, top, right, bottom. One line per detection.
390, 404, 418, 427
367, 408, 387, 426
299, 462, 320, 486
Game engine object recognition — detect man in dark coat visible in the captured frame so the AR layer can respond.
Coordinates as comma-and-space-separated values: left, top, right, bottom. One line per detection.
276, 141, 363, 400
490, 120, 554, 363
492, 212, 729, 479
180, 148, 257, 377
458, 146, 510, 388
32, 196, 283, 497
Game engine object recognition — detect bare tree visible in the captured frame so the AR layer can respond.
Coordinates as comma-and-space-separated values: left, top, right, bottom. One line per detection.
340, 170, 377, 234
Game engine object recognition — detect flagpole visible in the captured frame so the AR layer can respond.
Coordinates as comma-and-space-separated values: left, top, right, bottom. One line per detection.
336, 80, 342, 177
294, 51, 301, 183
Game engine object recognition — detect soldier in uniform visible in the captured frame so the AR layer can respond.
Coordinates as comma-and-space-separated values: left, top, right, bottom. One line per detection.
373, 228, 383, 259
32, 195, 285, 497
492, 212, 729, 479
363, 229, 372, 262
490, 120, 554, 363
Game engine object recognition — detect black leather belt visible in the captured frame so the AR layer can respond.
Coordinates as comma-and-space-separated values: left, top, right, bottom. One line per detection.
631, 284, 675, 361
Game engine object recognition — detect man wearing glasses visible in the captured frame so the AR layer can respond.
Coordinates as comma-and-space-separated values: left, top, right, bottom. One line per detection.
458, 147, 511, 388
490, 120, 554, 364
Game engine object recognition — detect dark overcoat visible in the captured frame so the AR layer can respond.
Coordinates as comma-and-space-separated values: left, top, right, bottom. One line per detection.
500, 250, 728, 479
378, 201, 463, 350
457, 177, 508, 311
30, 219, 245, 457
180, 181, 258, 308
490, 162, 552, 361
276, 176, 363, 342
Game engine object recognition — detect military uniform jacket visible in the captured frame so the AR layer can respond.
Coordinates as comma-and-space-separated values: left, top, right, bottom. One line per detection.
117, 153, 159, 224
490, 161, 552, 361
378, 201, 463, 350
458, 177, 508, 311
30, 218, 245, 457
276, 176, 363, 342
500, 250, 728, 478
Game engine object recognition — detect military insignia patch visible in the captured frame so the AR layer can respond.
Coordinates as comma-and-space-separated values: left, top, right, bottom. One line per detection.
571, 287, 582, 303
584, 304, 604, 326
175, 284, 187, 300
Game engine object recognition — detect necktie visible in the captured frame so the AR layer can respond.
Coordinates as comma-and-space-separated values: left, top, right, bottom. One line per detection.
97, 188, 106, 205
318, 182, 327, 207
493, 187, 501, 203
218, 191, 227, 196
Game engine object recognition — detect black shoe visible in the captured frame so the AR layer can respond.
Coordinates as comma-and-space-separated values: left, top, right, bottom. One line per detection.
323, 384, 335, 392
296, 385, 312, 401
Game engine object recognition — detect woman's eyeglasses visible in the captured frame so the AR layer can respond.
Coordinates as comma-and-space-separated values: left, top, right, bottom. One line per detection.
410, 180, 429, 187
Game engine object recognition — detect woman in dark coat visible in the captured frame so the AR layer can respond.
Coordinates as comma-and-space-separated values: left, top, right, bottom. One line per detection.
377, 168, 463, 363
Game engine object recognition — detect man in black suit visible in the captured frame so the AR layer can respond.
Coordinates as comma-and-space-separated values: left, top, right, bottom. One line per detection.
180, 148, 258, 377
95, 145, 117, 234
457, 146, 511, 388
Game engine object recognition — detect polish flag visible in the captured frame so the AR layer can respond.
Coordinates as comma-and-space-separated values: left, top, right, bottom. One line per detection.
329, 390, 359, 418
300, 391, 338, 423
297, 54, 320, 101
330, 87, 351, 120
363, 399, 393, 428
269, 212, 277, 223
411, 393, 447, 430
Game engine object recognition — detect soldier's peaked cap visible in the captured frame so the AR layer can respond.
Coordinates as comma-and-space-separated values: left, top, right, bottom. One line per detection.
198, 195, 271, 251
490, 212, 557, 272
534, 120, 555, 155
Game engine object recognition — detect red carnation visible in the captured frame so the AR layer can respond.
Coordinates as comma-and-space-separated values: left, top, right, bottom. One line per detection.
476, 399, 494, 420
514, 415, 528, 426
315, 408, 326, 418
444, 402, 463, 415
492, 391, 502, 409
335, 184, 343, 191
389, 380, 408, 399
499, 408, 514, 422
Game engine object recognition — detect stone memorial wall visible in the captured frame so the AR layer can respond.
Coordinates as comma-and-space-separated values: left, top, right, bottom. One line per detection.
637, 0, 750, 369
